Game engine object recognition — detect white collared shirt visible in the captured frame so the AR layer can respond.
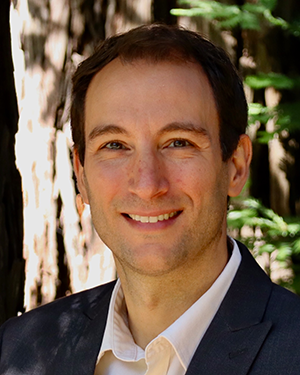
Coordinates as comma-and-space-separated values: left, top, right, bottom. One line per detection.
94, 239, 241, 375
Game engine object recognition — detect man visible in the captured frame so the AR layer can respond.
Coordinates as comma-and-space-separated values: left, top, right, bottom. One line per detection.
1, 24, 300, 375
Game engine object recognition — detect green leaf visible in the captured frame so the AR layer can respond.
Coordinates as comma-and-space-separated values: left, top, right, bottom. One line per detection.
258, 243, 275, 254
287, 223, 300, 235
263, 9, 289, 29
248, 103, 268, 116
219, 14, 243, 29
243, 3, 268, 15
248, 103, 273, 125
172, 0, 298, 35
170, 8, 202, 17
256, 130, 276, 144
259, 0, 277, 11
243, 198, 261, 210
248, 103, 275, 125
245, 73, 295, 90
172, 1, 261, 30
276, 244, 292, 261
227, 208, 258, 229
238, 11, 261, 30
171, 1, 241, 21
293, 238, 300, 254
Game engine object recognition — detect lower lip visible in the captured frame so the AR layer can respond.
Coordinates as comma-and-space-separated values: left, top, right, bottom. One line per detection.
123, 213, 180, 231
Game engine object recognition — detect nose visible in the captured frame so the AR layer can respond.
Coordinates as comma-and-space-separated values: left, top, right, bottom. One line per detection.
128, 150, 169, 200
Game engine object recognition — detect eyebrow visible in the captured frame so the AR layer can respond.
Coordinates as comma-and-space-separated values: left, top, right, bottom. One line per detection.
87, 124, 129, 142
158, 122, 211, 140
87, 121, 211, 142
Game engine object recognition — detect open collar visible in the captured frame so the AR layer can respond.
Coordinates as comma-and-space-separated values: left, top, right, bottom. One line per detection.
186, 242, 273, 375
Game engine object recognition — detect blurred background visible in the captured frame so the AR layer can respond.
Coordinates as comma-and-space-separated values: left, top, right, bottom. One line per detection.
1, 0, 300, 325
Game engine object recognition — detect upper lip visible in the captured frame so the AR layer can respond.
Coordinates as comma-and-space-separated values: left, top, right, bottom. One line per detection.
124, 210, 182, 223
124, 210, 181, 217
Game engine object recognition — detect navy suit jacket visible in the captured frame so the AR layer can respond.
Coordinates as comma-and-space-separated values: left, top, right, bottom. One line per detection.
1, 242, 300, 374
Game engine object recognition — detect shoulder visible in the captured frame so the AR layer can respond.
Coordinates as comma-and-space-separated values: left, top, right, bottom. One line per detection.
238, 240, 300, 320
249, 284, 300, 373
0, 281, 116, 374
0, 280, 116, 347
2, 280, 116, 327
267, 281, 300, 324
234, 240, 300, 338
230, 242, 300, 372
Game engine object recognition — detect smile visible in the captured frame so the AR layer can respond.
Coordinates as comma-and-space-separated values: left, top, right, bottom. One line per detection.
127, 211, 179, 223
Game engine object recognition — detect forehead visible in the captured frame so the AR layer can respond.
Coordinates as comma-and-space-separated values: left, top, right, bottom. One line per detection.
85, 58, 219, 140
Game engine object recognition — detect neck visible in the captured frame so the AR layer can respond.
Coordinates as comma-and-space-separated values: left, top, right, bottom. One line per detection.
114, 238, 229, 349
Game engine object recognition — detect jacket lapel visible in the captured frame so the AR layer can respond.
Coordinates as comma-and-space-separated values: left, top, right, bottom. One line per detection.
58, 244, 273, 375
57, 281, 116, 375
186, 243, 273, 375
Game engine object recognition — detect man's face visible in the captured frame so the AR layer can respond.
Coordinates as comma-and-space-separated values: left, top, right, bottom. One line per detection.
75, 59, 243, 277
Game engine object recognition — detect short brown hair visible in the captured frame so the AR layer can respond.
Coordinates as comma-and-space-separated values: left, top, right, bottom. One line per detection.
71, 24, 247, 165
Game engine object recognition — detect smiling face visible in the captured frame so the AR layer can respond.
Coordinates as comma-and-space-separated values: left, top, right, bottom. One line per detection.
74, 58, 249, 278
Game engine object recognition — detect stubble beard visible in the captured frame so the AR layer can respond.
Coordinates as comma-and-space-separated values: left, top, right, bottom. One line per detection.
89, 196, 227, 279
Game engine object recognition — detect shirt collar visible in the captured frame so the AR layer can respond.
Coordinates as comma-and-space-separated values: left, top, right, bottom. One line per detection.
159, 238, 241, 369
99, 279, 145, 361
98, 238, 241, 369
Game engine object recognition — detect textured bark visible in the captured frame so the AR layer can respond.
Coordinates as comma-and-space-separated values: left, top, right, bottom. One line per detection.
0, 0, 24, 325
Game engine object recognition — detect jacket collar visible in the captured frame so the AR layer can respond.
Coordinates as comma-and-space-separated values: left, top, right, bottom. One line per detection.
186, 242, 273, 375
65, 281, 116, 375
67, 243, 273, 375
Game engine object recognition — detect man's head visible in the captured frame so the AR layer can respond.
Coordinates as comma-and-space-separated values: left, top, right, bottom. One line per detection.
72, 22, 251, 278
71, 24, 248, 166
72, 24, 252, 278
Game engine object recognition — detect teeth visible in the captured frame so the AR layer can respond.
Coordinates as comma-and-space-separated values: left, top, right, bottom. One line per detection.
128, 211, 178, 223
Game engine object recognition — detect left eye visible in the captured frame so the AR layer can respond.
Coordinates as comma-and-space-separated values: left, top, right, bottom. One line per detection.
104, 142, 126, 150
169, 139, 191, 148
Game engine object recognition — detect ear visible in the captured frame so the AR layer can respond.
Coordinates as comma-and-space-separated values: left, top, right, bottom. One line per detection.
73, 148, 89, 204
227, 134, 252, 197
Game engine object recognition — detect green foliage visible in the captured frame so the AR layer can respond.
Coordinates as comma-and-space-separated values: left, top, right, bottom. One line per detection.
171, 0, 289, 30
248, 103, 274, 125
228, 198, 300, 292
276, 102, 300, 132
172, 1, 300, 135
260, 0, 277, 11
248, 101, 300, 143
245, 73, 296, 90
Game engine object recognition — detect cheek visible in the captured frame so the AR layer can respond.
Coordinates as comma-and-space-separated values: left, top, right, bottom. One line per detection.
89, 160, 127, 182
173, 163, 212, 189
86, 162, 130, 203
